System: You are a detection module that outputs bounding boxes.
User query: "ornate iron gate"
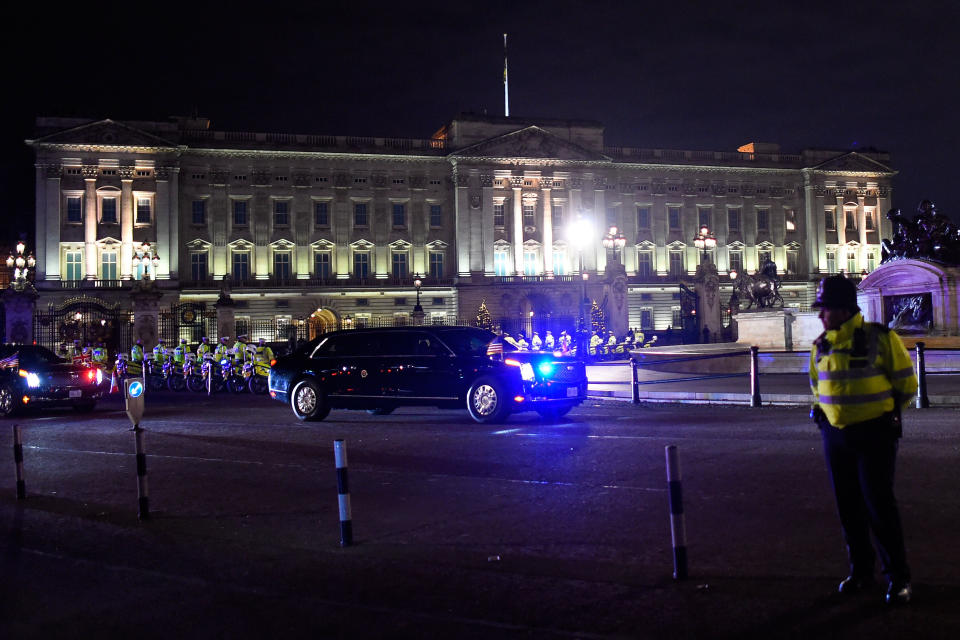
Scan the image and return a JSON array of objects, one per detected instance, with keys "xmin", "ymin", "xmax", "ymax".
[
  {"xmin": 33, "ymin": 296, "xmax": 134, "ymax": 356},
  {"xmin": 159, "ymin": 303, "xmax": 218, "ymax": 346}
]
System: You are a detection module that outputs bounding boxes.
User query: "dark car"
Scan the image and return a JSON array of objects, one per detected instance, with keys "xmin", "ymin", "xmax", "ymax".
[
  {"xmin": 268, "ymin": 326, "xmax": 588, "ymax": 423},
  {"xmin": 0, "ymin": 345, "xmax": 104, "ymax": 417}
]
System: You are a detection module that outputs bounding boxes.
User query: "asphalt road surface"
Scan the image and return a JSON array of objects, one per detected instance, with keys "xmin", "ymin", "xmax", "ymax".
[{"xmin": 2, "ymin": 392, "xmax": 959, "ymax": 639}]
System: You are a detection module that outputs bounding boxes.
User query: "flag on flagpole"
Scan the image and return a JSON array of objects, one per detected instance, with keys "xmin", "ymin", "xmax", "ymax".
[{"xmin": 0, "ymin": 352, "xmax": 19, "ymax": 369}]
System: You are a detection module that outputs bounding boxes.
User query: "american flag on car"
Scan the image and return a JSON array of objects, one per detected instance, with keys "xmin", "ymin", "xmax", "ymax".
[
  {"xmin": 0, "ymin": 353, "xmax": 19, "ymax": 369},
  {"xmin": 486, "ymin": 340, "xmax": 503, "ymax": 356}
]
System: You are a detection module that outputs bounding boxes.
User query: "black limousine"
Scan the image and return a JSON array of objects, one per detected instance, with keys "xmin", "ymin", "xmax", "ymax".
[
  {"xmin": 0, "ymin": 345, "xmax": 103, "ymax": 416},
  {"xmin": 268, "ymin": 326, "xmax": 588, "ymax": 423}
]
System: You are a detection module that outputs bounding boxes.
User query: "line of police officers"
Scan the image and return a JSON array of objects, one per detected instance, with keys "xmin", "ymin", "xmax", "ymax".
[{"xmin": 63, "ymin": 336, "xmax": 274, "ymax": 369}]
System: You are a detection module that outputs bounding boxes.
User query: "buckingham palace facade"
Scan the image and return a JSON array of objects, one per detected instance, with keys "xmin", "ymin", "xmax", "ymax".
[{"xmin": 26, "ymin": 113, "xmax": 895, "ymax": 344}]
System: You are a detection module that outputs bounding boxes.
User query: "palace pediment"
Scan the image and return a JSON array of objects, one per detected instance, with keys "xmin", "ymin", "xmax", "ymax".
[
  {"xmin": 450, "ymin": 126, "xmax": 610, "ymax": 162},
  {"xmin": 811, "ymin": 152, "xmax": 892, "ymax": 173},
  {"xmin": 32, "ymin": 119, "xmax": 177, "ymax": 148}
]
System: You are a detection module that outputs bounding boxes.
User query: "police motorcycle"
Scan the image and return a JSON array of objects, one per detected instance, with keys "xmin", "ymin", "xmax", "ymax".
[
  {"xmin": 221, "ymin": 353, "xmax": 247, "ymax": 394},
  {"xmin": 182, "ymin": 353, "xmax": 207, "ymax": 393},
  {"xmin": 200, "ymin": 352, "xmax": 225, "ymax": 393},
  {"xmin": 165, "ymin": 356, "xmax": 186, "ymax": 392},
  {"xmin": 142, "ymin": 353, "xmax": 167, "ymax": 392},
  {"xmin": 243, "ymin": 344, "xmax": 270, "ymax": 395}
]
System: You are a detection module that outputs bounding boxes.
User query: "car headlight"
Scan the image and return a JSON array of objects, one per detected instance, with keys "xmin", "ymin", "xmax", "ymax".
[
  {"xmin": 96, "ymin": 368, "xmax": 103, "ymax": 385},
  {"xmin": 537, "ymin": 362, "xmax": 554, "ymax": 376},
  {"xmin": 19, "ymin": 370, "xmax": 41, "ymax": 388},
  {"xmin": 519, "ymin": 362, "xmax": 535, "ymax": 381}
]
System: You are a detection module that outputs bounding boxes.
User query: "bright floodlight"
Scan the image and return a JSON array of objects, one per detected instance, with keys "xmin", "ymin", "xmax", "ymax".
[{"xmin": 567, "ymin": 216, "xmax": 593, "ymax": 250}]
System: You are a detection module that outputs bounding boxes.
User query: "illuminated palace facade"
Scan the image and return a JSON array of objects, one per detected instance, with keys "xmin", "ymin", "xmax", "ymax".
[{"xmin": 28, "ymin": 114, "xmax": 895, "ymax": 339}]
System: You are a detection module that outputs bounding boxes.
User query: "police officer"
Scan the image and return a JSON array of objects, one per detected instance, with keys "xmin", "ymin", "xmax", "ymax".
[
  {"xmin": 173, "ymin": 339, "xmax": 188, "ymax": 366},
  {"xmin": 214, "ymin": 336, "xmax": 231, "ymax": 361},
  {"xmin": 232, "ymin": 335, "xmax": 249, "ymax": 362},
  {"xmin": 809, "ymin": 275, "xmax": 918, "ymax": 605},
  {"xmin": 531, "ymin": 332, "xmax": 543, "ymax": 351},
  {"xmin": 91, "ymin": 342, "xmax": 108, "ymax": 366},
  {"xmin": 503, "ymin": 333, "xmax": 520, "ymax": 349},
  {"xmin": 256, "ymin": 338, "xmax": 274, "ymax": 363},
  {"xmin": 516, "ymin": 333, "xmax": 529, "ymax": 351},
  {"xmin": 197, "ymin": 336, "xmax": 212, "ymax": 359},
  {"xmin": 131, "ymin": 339, "xmax": 144, "ymax": 364},
  {"xmin": 589, "ymin": 330, "xmax": 603, "ymax": 356},
  {"xmin": 544, "ymin": 330, "xmax": 555, "ymax": 350},
  {"xmin": 153, "ymin": 339, "xmax": 168, "ymax": 364}
]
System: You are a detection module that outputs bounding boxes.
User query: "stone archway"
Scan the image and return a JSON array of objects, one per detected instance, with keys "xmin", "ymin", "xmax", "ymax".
[{"xmin": 308, "ymin": 308, "xmax": 338, "ymax": 339}]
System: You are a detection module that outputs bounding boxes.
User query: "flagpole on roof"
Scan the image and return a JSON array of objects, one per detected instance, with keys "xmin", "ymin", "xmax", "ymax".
[{"xmin": 503, "ymin": 33, "xmax": 509, "ymax": 117}]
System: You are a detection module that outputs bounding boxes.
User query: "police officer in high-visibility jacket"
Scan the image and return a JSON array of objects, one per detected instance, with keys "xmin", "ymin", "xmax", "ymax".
[
  {"xmin": 152, "ymin": 339, "xmax": 168, "ymax": 364},
  {"xmin": 91, "ymin": 343, "xmax": 108, "ymax": 366},
  {"xmin": 197, "ymin": 336, "xmax": 212, "ymax": 359},
  {"xmin": 809, "ymin": 275, "xmax": 918, "ymax": 606},
  {"xmin": 172, "ymin": 339, "xmax": 188, "ymax": 366},
  {"xmin": 256, "ymin": 338, "xmax": 274, "ymax": 363},
  {"xmin": 214, "ymin": 337, "xmax": 231, "ymax": 361},
  {"xmin": 131, "ymin": 339, "xmax": 145, "ymax": 364}
]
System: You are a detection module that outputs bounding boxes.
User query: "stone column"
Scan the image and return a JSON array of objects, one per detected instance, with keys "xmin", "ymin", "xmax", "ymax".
[
  {"xmin": 802, "ymin": 170, "xmax": 824, "ymax": 275},
  {"xmin": 215, "ymin": 295, "xmax": 236, "ymax": 343},
  {"xmin": 156, "ymin": 178, "xmax": 171, "ymax": 279},
  {"xmin": 542, "ymin": 183, "xmax": 553, "ymax": 276},
  {"xmin": 455, "ymin": 169, "xmax": 472, "ymax": 277},
  {"xmin": 83, "ymin": 168, "xmax": 98, "ymax": 279},
  {"xmin": 836, "ymin": 193, "xmax": 847, "ymax": 247},
  {"xmin": 167, "ymin": 167, "xmax": 180, "ymax": 280},
  {"xmin": 858, "ymin": 195, "xmax": 868, "ymax": 270},
  {"xmin": 589, "ymin": 176, "xmax": 605, "ymax": 274},
  {"xmin": 512, "ymin": 180, "xmax": 523, "ymax": 275},
  {"xmin": 42, "ymin": 164, "xmax": 60, "ymax": 280},
  {"xmin": 481, "ymin": 174, "xmax": 495, "ymax": 276},
  {"xmin": 694, "ymin": 263, "xmax": 722, "ymax": 343},
  {"xmin": 2, "ymin": 287, "xmax": 39, "ymax": 345},
  {"xmin": 295, "ymin": 189, "xmax": 311, "ymax": 279},
  {"xmin": 254, "ymin": 190, "xmax": 270, "ymax": 279},
  {"xmin": 131, "ymin": 285, "xmax": 163, "ymax": 350},
  {"xmin": 120, "ymin": 172, "xmax": 134, "ymax": 279}
]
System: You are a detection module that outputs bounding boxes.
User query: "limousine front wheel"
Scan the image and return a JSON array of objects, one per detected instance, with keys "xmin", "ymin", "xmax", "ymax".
[
  {"xmin": 291, "ymin": 379, "xmax": 331, "ymax": 422},
  {"xmin": 467, "ymin": 376, "xmax": 510, "ymax": 424}
]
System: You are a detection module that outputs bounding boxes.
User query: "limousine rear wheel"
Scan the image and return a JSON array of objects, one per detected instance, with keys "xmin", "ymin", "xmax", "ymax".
[
  {"xmin": 0, "ymin": 385, "xmax": 16, "ymax": 417},
  {"xmin": 467, "ymin": 376, "xmax": 510, "ymax": 424},
  {"xmin": 291, "ymin": 379, "xmax": 331, "ymax": 422}
]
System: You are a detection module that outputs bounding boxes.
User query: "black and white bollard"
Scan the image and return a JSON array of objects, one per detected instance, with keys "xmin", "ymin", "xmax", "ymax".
[
  {"xmin": 915, "ymin": 341, "xmax": 930, "ymax": 409},
  {"xmin": 132, "ymin": 426, "xmax": 150, "ymax": 520},
  {"xmin": 665, "ymin": 445, "xmax": 688, "ymax": 580},
  {"xmin": 749, "ymin": 346, "xmax": 762, "ymax": 408},
  {"xmin": 631, "ymin": 358, "xmax": 641, "ymax": 404},
  {"xmin": 334, "ymin": 439, "xmax": 353, "ymax": 547},
  {"xmin": 13, "ymin": 424, "xmax": 25, "ymax": 500}
]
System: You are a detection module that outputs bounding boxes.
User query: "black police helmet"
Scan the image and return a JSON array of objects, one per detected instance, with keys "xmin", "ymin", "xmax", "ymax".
[{"xmin": 812, "ymin": 275, "xmax": 860, "ymax": 311}]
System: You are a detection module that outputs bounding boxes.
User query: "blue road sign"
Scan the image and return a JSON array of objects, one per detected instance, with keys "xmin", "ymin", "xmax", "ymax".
[{"xmin": 128, "ymin": 380, "xmax": 144, "ymax": 398}]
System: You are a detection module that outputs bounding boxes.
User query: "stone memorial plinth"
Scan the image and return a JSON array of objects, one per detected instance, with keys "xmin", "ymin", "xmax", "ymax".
[
  {"xmin": 858, "ymin": 259, "xmax": 960, "ymax": 336},
  {"xmin": 735, "ymin": 307, "xmax": 822, "ymax": 351}
]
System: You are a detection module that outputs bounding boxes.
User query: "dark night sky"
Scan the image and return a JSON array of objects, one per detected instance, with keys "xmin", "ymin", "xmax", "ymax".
[{"xmin": 4, "ymin": 0, "xmax": 958, "ymax": 246}]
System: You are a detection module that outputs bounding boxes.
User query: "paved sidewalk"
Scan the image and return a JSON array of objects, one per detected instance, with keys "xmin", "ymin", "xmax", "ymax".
[{"xmin": 587, "ymin": 362, "xmax": 960, "ymax": 406}]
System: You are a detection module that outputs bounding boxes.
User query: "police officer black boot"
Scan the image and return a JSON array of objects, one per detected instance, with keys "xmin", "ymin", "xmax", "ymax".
[
  {"xmin": 837, "ymin": 574, "xmax": 877, "ymax": 596},
  {"xmin": 886, "ymin": 581, "xmax": 912, "ymax": 605}
]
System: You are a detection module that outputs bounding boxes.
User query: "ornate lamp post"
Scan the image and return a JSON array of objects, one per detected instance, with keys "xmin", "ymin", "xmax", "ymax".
[
  {"xmin": 567, "ymin": 215, "xmax": 593, "ymax": 359},
  {"xmin": 602, "ymin": 225, "xmax": 627, "ymax": 271},
  {"xmin": 692, "ymin": 225, "xmax": 717, "ymax": 264},
  {"xmin": 132, "ymin": 242, "xmax": 161, "ymax": 280},
  {"xmin": 6, "ymin": 240, "xmax": 36, "ymax": 291},
  {"xmin": 412, "ymin": 276, "xmax": 425, "ymax": 324}
]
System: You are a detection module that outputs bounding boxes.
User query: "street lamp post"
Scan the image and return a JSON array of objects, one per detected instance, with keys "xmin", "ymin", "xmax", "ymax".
[
  {"xmin": 412, "ymin": 276, "xmax": 424, "ymax": 324},
  {"xmin": 132, "ymin": 242, "xmax": 161, "ymax": 280},
  {"xmin": 567, "ymin": 216, "xmax": 593, "ymax": 359},
  {"xmin": 601, "ymin": 225, "xmax": 627, "ymax": 272},
  {"xmin": 6, "ymin": 240, "xmax": 36, "ymax": 291},
  {"xmin": 692, "ymin": 225, "xmax": 717, "ymax": 265}
]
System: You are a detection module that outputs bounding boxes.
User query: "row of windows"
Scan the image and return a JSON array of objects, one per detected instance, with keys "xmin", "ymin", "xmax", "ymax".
[
  {"xmin": 190, "ymin": 200, "xmax": 445, "ymax": 228},
  {"xmin": 824, "ymin": 209, "xmax": 876, "ymax": 232},
  {"xmin": 62, "ymin": 251, "xmax": 155, "ymax": 281},
  {"xmin": 188, "ymin": 251, "xmax": 445, "ymax": 281},
  {"xmin": 65, "ymin": 195, "xmax": 152, "ymax": 224},
  {"xmin": 636, "ymin": 206, "xmax": 782, "ymax": 233}
]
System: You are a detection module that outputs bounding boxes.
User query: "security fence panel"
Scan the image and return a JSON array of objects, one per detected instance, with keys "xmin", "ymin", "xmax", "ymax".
[{"xmin": 160, "ymin": 303, "xmax": 217, "ymax": 348}]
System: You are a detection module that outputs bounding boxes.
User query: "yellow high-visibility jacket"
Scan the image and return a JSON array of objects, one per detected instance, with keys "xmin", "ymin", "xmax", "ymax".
[{"xmin": 809, "ymin": 313, "xmax": 917, "ymax": 428}]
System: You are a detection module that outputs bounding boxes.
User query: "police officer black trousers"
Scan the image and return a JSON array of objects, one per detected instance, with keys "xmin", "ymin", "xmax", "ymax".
[{"xmin": 821, "ymin": 419, "xmax": 910, "ymax": 585}]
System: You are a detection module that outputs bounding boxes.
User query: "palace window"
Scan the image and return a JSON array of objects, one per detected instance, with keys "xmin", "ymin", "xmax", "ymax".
[
  {"xmin": 191, "ymin": 252, "xmax": 208, "ymax": 281},
  {"xmin": 101, "ymin": 251, "xmax": 117, "ymax": 281},
  {"xmin": 637, "ymin": 251, "xmax": 653, "ymax": 277},
  {"xmin": 274, "ymin": 201, "xmax": 290, "ymax": 226},
  {"xmin": 354, "ymin": 203, "xmax": 368, "ymax": 227},
  {"xmin": 826, "ymin": 250, "xmax": 837, "ymax": 273},
  {"xmin": 606, "ymin": 207, "xmax": 617, "ymax": 226},
  {"xmin": 192, "ymin": 200, "xmax": 206, "ymax": 225},
  {"xmin": 430, "ymin": 205, "xmax": 442, "ymax": 227},
  {"xmin": 494, "ymin": 250, "xmax": 510, "ymax": 276},
  {"xmin": 637, "ymin": 207, "xmax": 650, "ymax": 230},
  {"xmin": 845, "ymin": 210, "xmax": 856, "ymax": 231},
  {"xmin": 494, "ymin": 203, "xmax": 505, "ymax": 227},
  {"xmin": 786, "ymin": 249, "xmax": 799, "ymax": 275},
  {"xmin": 865, "ymin": 210, "xmax": 875, "ymax": 230},
  {"xmin": 846, "ymin": 249, "xmax": 857, "ymax": 274},
  {"xmin": 102, "ymin": 197, "xmax": 118, "ymax": 223},
  {"xmin": 641, "ymin": 308, "xmax": 653, "ymax": 330},
  {"xmin": 671, "ymin": 306, "xmax": 683, "ymax": 328},
  {"xmin": 233, "ymin": 200, "xmax": 248, "ymax": 226},
  {"xmin": 392, "ymin": 252, "xmax": 408, "ymax": 278},
  {"xmin": 553, "ymin": 250, "xmax": 567, "ymax": 275},
  {"xmin": 274, "ymin": 252, "xmax": 291, "ymax": 280},
  {"xmin": 232, "ymin": 252, "xmax": 250, "ymax": 280},
  {"xmin": 698, "ymin": 208, "xmax": 711, "ymax": 229},
  {"xmin": 429, "ymin": 252, "xmax": 444, "ymax": 279},
  {"xmin": 668, "ymin": 207, "xmax": 681, "ymax": 231},
  {"xmin": 756, "ymin": 208, "xmax": 769, "ymax": 231},
  {"xmin": 728, "ymin": 208, "xmax": 741, "ymax": 232},
  {"xmin": 392, "ymin": 203, "xmax": 406, "ymax": 227},
  {"xmin": 135, "ymin": 197, "xmax": 151, "ymax": 224},
  {"xmin": 315, "ymin": 202, "xmax": 329, "ymax": 227},
  {"xmin": 552, "ymin": 204, "xmax": 564, "ymax": 228},
  {"xmin": 353, "ymin": 252, "xmax": 370, "ymax": 279},
  {"xmin": 729, "ymin": 250, "xmax": 743, "ymax": 274},
  {"xmin": 867, "ymin": 250, "xmax": 877, "ymax": 272},
  {"xmin": 825, "ymin": 209, "xmax": 836, "ymax": 230},
  {"xmin": 523, "ymin": 250, "xmax": 538, "ymax": 276},
  {"xmin": 669, "ymin": 251, "xmax": 684, "ymax": 278},
  {"xmin": 66, "ymin": 251, "xmax": 83, "ymax": 280},
  {"xmin": 523, "ymin": 203, "xmax": 535, "ymax": 226},
  {"xmin": 67, "ymin": 196, "xmax": 83, "ymax": 223},
  {"xmin": 314, "ymin": 252, "xmax": 331, "ymax": 280},
  {"xmin": 758, "ymin": 249, "xmax": 772, "ymax": 267}
]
